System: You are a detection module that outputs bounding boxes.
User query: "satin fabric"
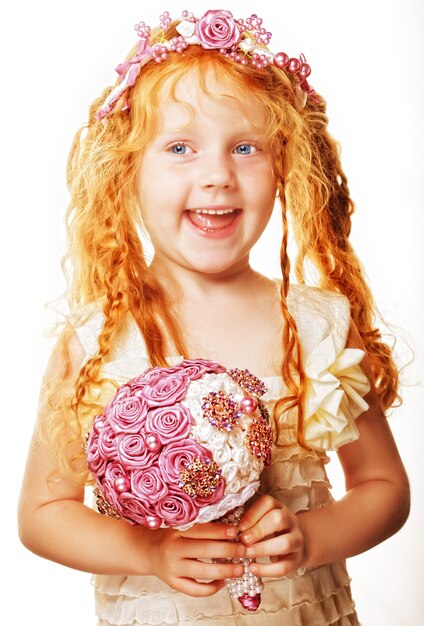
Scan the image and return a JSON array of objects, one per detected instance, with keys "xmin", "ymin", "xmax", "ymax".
[{"xmin": 70, "ymin": 282, "xmax": 368, "ymax": 625}]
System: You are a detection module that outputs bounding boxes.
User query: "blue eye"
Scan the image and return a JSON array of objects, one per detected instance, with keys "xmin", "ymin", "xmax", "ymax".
[
  {"xmin": 235, "ymin": 144, "xmax": 257, "ymax": 155},
  {"xmin": 170, "ymin": 142, "xmax": 187, "ymax": 155}
]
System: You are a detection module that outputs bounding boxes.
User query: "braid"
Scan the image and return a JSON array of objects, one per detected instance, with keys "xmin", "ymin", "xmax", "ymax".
[
  {"xmin": 273, "ymin": 190, "xmax": 308, "ymax": 447},
  {"xmin": 71, "ymin": 214, "xmax": 128, "ymax": 433},
  {"xmin": 293, "ymin": 117, "xmax": 401, "ymax": 411}
]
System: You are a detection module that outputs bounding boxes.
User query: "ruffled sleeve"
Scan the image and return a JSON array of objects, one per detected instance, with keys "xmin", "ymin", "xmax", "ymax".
[
  {"xmin": 288, "ymin": 283, "xmax": 371, "ymax": 451},
  {"xmin": 303, "ymin": 333, "xmax": 371, "ymax": 450}
]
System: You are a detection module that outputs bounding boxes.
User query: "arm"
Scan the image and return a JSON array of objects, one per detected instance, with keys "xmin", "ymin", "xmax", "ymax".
[
  {"xmin": 299, "ymin": 318, "xmax": 410, "ymax": 566},
  {"xmin": 18, "ymin": 329, "xmax": 245, "ymax": 596},
  {"xmin": 238, "ymin": 319, "xmax": 410, "ymax": 576}
]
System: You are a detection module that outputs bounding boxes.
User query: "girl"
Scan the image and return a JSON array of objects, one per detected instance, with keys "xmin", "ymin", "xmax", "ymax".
[{"xmin": 18, "ymin": 8, "xmax": 410, "ymax": 626}]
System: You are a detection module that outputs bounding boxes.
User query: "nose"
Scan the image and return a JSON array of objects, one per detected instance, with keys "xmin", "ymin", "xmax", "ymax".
[{"xmin": 199, "ymin": 151, "xmax": 236, "ymax": 191}]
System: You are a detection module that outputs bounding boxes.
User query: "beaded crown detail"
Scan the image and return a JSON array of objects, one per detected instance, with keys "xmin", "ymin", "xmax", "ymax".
[{"xmin": 96, "ymin": 9, "xmax": 320, "ymax": 120}]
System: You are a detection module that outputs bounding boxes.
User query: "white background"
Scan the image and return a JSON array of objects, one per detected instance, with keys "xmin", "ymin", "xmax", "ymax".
[{"xmin": 3, "ymin": 1, "xmax": 423, "ymax": 624}]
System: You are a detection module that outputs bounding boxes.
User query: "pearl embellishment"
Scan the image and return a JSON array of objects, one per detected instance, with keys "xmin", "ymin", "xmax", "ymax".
[
  {"xmin": 146, "ymin": 515, "xmax": 162, "ymax": 529},
  {"xmin": 146, "ymin": 433, "xmax": 161, "ymax": 452},
  {"xmin": 240, "ymin": 396, "xmax": 258, "ymax": 415},
  {"xmin": 93, "ymin": 418, "xmax": 105, "ymax": 434},
  {"xmin": 114, "ymin": 476, "xmax": 130, "ymax": 493}
]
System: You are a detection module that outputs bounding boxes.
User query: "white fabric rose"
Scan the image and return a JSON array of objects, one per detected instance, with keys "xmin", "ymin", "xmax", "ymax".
[
  {"xmin": 212, "ymin": 444, "xmax": 232, "ymax": 465},
  {"xmin": 238, "ymin": 37, "xmax": 256, "ymax": 53},
  {"xmin": 232, "ymin": 446, "xmax": 252, "ymax": 474},
  {"xmin": 221, "ymin": 461, "xmax": 238, "ymax": 483},
  {"xmin": 228, "ymin": 425, "xmax": 245, "ymax": 448},
  {"xmin": 176, "ymin": 20, "xmax": 196, "ymax": 38},
  {"xmin": 303, "ymin": 334, "xmax": 371, "ymax": 450}
]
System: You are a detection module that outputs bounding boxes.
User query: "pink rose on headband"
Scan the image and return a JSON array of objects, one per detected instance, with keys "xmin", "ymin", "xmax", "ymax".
[{"xmin": 196, "ymin": 10, "xmax": 241, "ymax": 50}]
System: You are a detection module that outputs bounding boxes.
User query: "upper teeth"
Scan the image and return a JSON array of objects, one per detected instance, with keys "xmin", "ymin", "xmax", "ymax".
[{"xmin": 194, "ymin": 208, "xmax": 236, "ymax": 215}]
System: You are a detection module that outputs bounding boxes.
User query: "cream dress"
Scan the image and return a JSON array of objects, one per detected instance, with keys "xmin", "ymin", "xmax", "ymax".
[{"xmin": 72, "ymin": 281, "xmax": 371, "ymax": 626}]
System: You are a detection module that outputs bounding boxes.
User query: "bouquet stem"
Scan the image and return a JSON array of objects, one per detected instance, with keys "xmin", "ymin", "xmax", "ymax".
[{"xmin": 215, "ymin": 506, "xmax": 263, "ymax": 611}]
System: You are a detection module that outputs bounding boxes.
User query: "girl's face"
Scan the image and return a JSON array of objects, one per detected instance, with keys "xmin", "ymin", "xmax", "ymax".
[{"xmin": 137, "ymin": 68, "xmax": 277, "ymax": 279}]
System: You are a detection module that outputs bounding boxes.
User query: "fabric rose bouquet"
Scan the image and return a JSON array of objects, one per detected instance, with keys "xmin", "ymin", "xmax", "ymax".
[{"xmin": 85, "ymin": 358, "xmax": 272, "ymax": 611}]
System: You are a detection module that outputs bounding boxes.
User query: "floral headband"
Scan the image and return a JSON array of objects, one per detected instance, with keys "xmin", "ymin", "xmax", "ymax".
[{"xmin": 96, "ymin": 9, "xmax": 321, "ymax": 121}]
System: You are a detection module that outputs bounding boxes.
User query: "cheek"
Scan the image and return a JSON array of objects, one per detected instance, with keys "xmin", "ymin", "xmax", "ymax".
[{"xmin": 247, "ymin": 161, "xmax": 276, "ymax": 196}]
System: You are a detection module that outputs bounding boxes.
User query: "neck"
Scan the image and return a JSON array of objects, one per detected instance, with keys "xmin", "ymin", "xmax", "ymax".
[{"xmin": 148, "ymin": 257, "xmax": 264, "ymax": 303}]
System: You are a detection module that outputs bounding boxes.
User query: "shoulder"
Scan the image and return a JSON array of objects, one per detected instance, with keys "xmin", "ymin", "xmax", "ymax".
[
  {"xmin": 285, "ymin": 282, "xmax": 351, "ymax": 354},
  {"xmin": 66, "ymin": 298, "xmax": 152, "ymax": 380},
  {"xmin": 277, "ymin": 282, "xmax": 372, "ymax": 451},
  {"xmin": 65, "ymin": 298, "xmax": 106, "ymax": 360}
]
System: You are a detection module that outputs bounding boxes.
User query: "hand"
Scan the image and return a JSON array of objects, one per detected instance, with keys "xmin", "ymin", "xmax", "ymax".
[
  {"xmin": 238, "ymin": 495, "xmax": 306, "ymax": 578},
  {"xmin": 147, "ymin": 521, "xmax": 247, "ymax": 597}
]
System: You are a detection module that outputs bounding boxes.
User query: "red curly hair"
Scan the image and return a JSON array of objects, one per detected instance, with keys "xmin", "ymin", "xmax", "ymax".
[{"xmin": 36, "ymin": 21, "xmax": 400, "ymax": 484}]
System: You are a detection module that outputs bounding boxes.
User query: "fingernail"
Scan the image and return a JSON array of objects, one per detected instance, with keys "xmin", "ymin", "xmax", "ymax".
[
  {"xmin": 246, "ymin": 547, "xmax": 255, "ymax": 557},
  {"xmin": 227, "ymin": 527, "xmax": 238, "ymax": 538},
  {"xmin": 243, "ymin": 533, "xmax": 253, "ymax": 544},
  {"xmin": 249, "ymin": 563, "xmax": 257, "ymax": 574}
]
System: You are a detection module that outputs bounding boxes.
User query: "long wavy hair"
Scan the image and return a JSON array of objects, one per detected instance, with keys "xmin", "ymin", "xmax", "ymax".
[{"xmin": 36, "ymin": 21, "xmax": 401, "ymax": 484}]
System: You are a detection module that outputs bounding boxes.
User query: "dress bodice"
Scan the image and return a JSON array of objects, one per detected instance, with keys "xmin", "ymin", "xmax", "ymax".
[{"xmin": 69, "ymin": 281, "xmax": 369, "ymax": 625}]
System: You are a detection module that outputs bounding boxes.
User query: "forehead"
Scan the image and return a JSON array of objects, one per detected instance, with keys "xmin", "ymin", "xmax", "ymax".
[{"xmin": 155, "ymin": 67, "xmax": 265, "ymax": 133}]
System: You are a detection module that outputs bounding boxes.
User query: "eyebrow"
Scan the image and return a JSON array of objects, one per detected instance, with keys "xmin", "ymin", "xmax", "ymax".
[{"xmin": 157, "ymin": 126, "xmax": 266, "ymax": 137}]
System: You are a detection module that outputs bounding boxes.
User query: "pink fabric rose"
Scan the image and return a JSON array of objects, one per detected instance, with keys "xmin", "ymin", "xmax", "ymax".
[
  {"xmin": 102, "ymin": 384, "xmax": 132, "ymax": 414},
  {"xmin": 142, "ymin": 372, "xmax": 191, "ymax": 407},
  {"xmin": 155, "ymin": 485, "xmax": 199, "ymax": 527},
  {"xmin": 113, "ymin": 384, "xmax": 132, "ymax": 401},
  {"xmin": 179, "ymin": 358, "xmax": 226, "ymax": 380},
  {"xmin": 117, "ymin": 432, "xmax": 158, "ymax": 468},
  {"xmin": 195, "ymin": 10, "xmax": 241, "ymax": 50},
  {"xmin": 108, "ymin": 396, "xmax": 149, "ymax": 433},
  {"xmin": 97, "ymin": 422, "xmax": 117, "ymax": 460},
  {"xmin": 118, "ymin": 492, "xmax": 156, "ymax": 526},
  {"xmin": 131, "ymin": 465, "xmax": 169, "ymax": 504},
  {"xmin": 86, "ymin": 432, "xmax": 107, "ymax": 478},
  {"xmin": 145, "ymin": 403, "xmax": 192, "ymax": 444},
  {"xmin": 102, "ymin": 461, "xmax": 128, "ymax": 509},
  {"xmin": 158, "ymin": 439, "xmax": 214, "ymax": 483},
  {"xmin": 127, "ymin": 367, "xmax": 170, "ymax": 390}
]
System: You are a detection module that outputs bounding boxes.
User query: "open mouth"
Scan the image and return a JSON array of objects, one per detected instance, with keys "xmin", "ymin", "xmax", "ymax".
[{"xmin": 186, "ymin": 208, "xmax": 242, "ymax": 233}]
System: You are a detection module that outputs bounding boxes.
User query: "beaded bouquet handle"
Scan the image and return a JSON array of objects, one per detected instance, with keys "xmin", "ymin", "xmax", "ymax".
[{"xmin": 214, "ymin": 506, "xmax": 263, "ymax": 611}]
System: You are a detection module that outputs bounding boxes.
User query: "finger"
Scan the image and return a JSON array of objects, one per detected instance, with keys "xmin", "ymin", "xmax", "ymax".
[
  {"xmin": 238, "ymin": 495, "xmax": 279, "ymax": 533},
  {"xmin": 181, "ymin": 538, "xmax": 246, "ymax": 560},
  {"xmin": 184, "ymin": 558, "xmax": 244, "ymax": 582},
  {"xmin": 244, "ymin": 532, "xmax": 298, "ymax": 559},
  {"xmin": 248, "ymin": 556, "xmax": 299, "ymax": 579},
  {"xmin": 176, "ymin": 576, "xmax": 226, "ymax": 597},
  {"xmin": 240, "ymin": 508, "xmax": 292, "ymax": 545},
  {"xmin": 181, "ymin": 522, "xmax": 238, "ymax": 540}
]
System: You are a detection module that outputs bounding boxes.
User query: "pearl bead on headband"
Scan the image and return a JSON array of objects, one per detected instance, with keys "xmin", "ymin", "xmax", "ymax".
[{"xmin": 96, "ymin": 9, "xmax": 321, "ymax": 121}]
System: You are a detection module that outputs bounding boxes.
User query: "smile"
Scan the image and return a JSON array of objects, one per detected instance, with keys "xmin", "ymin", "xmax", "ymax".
[{"xmin": 184, "ymin": 209, "xmax": 242, "ymax": 238}]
